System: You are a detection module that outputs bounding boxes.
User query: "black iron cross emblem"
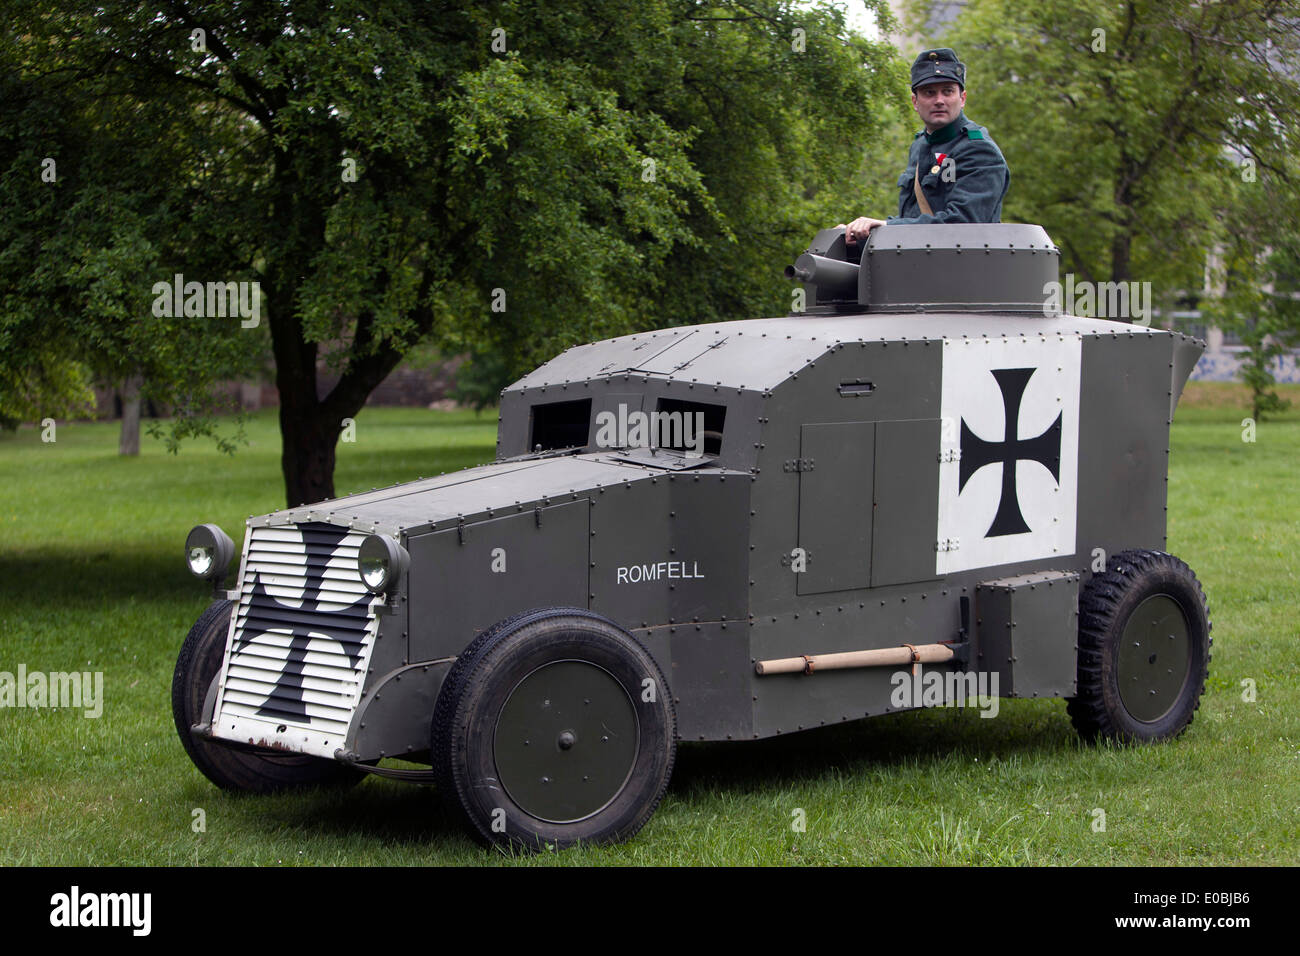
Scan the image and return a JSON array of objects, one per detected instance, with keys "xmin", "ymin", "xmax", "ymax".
[
  {"xmin": 233, "ymin": 526, "xmax": 371, "ymax": 722},
  {"xmin": 958, "ymin": 367, "xmax": 1062, "ymax": 538}
]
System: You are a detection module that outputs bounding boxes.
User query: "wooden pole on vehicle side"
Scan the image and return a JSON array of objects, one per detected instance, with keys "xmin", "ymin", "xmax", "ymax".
[{"xmin": 754, "ymin": 642, "xmax": 957, "ymax": 676}]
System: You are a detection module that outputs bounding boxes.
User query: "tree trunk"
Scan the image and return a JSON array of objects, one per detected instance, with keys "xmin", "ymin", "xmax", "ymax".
[
  {"xmin": 268, "ymin": 278, "xmax": 338, "ymax": 506},
  {"xmin": 1111, "ymin": 166, "xmax": 1135, "ymax": 283},
  {"xmin": 263, "ymin": 178, "xmax": 434, "ymax": 506},
  {"xmin": 279, "ymin": 400, "xmax": 340, "ymax": 507},
  {"xmin": 1110, "ymin": 231, "xmax": 1132, "ymax": 284},
  {"xmin": 118, "ymin": 373, "xmax": 143, "ymax": 456}
]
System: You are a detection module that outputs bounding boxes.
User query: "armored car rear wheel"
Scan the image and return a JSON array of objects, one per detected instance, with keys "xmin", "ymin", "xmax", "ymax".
[
  {"xmin": 172, "ymin": 600, "xmax": 363, "ymax": 793},
  {"xmin": 432, "ymin": 608, "xmax": 676, "ymax": 851},
  {"xmin": 1067, "ymin": 550, "xmax": 1211, "ymax": 744}
]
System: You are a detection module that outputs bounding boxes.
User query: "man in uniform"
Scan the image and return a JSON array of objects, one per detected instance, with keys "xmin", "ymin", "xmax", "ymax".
[{"xmin": 841, "ymin": 48, "xmax": 1009, "ymax": 249}]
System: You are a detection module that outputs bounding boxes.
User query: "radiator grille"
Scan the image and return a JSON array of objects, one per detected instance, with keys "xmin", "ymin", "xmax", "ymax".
[{"xmin": 214, "ymin": 523, "xmax": 380, "ymax": 747}]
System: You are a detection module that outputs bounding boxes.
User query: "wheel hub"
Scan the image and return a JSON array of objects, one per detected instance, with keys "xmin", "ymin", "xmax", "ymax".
[
  {"xmin": 494, "ymin": 660, "xmax": 639, "ymax": 823},
  {"xmin": 1117, "ymin": 594, "xmax": 1192, "ymax": 723}
]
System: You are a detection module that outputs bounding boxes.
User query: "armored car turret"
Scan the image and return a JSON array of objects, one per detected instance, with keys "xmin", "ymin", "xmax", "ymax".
[{"xmin": 172, "ymin": 223, "xmax": 1211, "ymax": 851}]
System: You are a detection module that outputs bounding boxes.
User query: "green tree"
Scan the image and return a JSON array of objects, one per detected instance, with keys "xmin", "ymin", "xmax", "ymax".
[
  {"xmin": 6, "ymin": 0, "xmax": 901, "ymax": 505},
  {"xmin": 0, "ymin": 16, "xmax": 264, "ymax": 450},
  {"xmin": 1203, "ymin": 174, "xmax": 1300, "ymax": 421},
  {"xmin": 0, "ymin": 353, "xmax": 95, "ymax": 432},
  {"xmin": 931, "ymin": 0, "xmax": 1300, "ymax": 296}
]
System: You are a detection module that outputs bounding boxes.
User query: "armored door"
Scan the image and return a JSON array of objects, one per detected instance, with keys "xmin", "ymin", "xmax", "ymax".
[{"xmin": 795, "ymin": 421, "xmax": 874, "ymax": 594}]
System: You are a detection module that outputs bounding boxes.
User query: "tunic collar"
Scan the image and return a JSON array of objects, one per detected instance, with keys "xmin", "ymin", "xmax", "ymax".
[{"xmin": 924, "ymin": 112, "xmax": 966, "ymax": 146}]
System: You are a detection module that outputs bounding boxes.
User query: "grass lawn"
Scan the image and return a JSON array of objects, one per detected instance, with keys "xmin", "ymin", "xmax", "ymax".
[{"xmin": 0, "ymin": 387, "xmax": 1296, "ymax": 866}]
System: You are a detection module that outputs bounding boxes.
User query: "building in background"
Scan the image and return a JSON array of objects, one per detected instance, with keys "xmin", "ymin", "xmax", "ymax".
[{"xmin": 887, "ymin": 0, "xmax": 966, "ymax": 51}]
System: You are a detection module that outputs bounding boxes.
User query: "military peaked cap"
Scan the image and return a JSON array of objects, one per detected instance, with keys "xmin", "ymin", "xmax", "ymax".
[{"xmin": 910, "ymin": 48, "xmax": 966, "ymax": 90}]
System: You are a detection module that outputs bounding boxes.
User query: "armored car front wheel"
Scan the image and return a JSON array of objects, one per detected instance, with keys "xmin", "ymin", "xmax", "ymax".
[
  {"xmin": 1067, "ymin": 550, "xmax": 1211, "ymax": 744},
  {"xmin": 172, "ymin": 600, "xmax": 364, "ymax": 793},
  {"xmin": 432, "ymin": 608, "xmax": 676, "ymax": 851}
]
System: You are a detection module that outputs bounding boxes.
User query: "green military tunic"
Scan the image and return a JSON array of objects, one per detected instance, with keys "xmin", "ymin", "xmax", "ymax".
[{"xmin": 887, "ymin": 112, "xmax": 1010, "ymax": 225}]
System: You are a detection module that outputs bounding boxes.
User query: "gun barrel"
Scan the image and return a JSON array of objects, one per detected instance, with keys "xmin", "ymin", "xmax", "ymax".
[{"xmin": 785, "ymin": 252, "xmax": 859, "ymax": 301}]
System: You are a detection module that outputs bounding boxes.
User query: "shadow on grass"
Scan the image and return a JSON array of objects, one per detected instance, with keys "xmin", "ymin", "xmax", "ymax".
[
  {"xmin": 670, "ymin": 705, "xmax": 1083, "ymax": 796},
  {"xmin": 253, "ymin": 779, "xmax": 476, "ymax": 851},
  {"xmin": 196, "ymin": 705, "xmax": 1085, "ymax": 851},
  {"xmin": 0, "ymin": 550, "xmax": 199, "ymax": 609},
  {"xmin": 174, "ymin": 770, "xmax": 465, "ymax": 851}
]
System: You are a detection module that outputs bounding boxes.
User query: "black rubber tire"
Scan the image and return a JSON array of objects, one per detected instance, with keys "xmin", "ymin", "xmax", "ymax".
[
  {"xmin": 172, "ymin": 600, "xmax": 364, "ymax": 793},
  {"xmin": 431, "ymin": 607, "xmax": 676, "ymax": 851},
  {"xmin": 1067, "ymin": 550, "xmax": 1211, "ymax": 744}
]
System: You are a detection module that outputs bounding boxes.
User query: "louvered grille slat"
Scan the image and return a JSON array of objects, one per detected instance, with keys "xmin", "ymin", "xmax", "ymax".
[
  {"xmin": 213, "ymin": 522, "xmax": 380, "ymax": 754},
  {"xmin": 247, "ymin": 539, "xmax": 362, "ymax": 556},
  {"xmin": 237, "ymin": 559, "xmax": 367, "ymax": 583},
  {"xmin": 222, "ymin": 679, "xmax": 361, "ymax": 710},
  {"xmin": 223, "ymin": 628, "xmax": 367, "ymax": 657},
  {"xmin": 239, "ymin": 602, "xmax": 371, "ymax": 627},
  {"xmin": 225, "ymin": 667, "xmax": 361, "ymax": 697},
  {"xmin": 253, "ymin": 526, "xmax": 366, "ymax": 547},
  {"xmin": 226, "ymin": 649, "xmax": 362, "ymax": 680},
  {"xmin": 241, "ymin": 565, "xmax": 367, "ymax": 587},
  {"xmin": 221, "ymin": 700, "xmax": 351, "ymax": 737}
]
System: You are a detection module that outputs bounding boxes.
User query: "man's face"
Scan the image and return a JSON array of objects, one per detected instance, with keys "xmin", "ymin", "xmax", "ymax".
[{"xmin": 911, "ymin": 81, "xmax": 966, "ymax": 132}]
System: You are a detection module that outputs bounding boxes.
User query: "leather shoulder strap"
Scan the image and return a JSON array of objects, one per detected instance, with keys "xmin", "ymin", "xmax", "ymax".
[{"xmin": 913, "ymin": 164, "xmax": 934, "ymax": 216}]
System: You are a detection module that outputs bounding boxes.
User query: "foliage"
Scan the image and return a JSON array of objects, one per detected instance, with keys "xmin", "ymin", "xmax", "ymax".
[
  {"xmin": 449, "ymin": 347, "xmax": 514, "ymax": 414},
  {"xmin": 931, "ymin": 0, "xmax": 1300, "ymax": 295},
  {"xmin": 0, "ymin": 15, "xmax": 265, "ymax": 445},
  {"xmin": 1202, "ymin": 181, "xmax": 1300, "ymax": 421},
  {"xmin": 0, "ymin": 352, "xmax": 95, "ymax": 431},
  {"xmin": 3, "ymin": 0, "xmax": 904, "ymax": 502}
]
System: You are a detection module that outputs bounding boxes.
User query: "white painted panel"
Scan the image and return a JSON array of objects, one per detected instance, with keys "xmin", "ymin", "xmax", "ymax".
[{"xmin": 936, "ymin": 334, "xmax": 1081, "ymax": 574}]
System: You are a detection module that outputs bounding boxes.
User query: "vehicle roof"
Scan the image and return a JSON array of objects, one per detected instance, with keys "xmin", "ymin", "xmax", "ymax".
[
  {"xmin": 250, "ymin": 452, "xmax": 745, "ymax": 537},
  {"xmin": 505, "ymin": 313, "xmax": 1177, "ymax": 394}
]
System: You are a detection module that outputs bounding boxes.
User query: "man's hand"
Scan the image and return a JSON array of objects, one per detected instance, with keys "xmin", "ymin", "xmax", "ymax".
[{"xmin": 837, "ymin": 217, "xmax": 887, "ymax": 244}]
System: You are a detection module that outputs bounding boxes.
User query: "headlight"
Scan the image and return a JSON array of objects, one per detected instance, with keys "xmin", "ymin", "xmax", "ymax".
[
  {"xmin": 185, "ymin": 524, "xmax": 235, "ymax": 581},
  {"xmin": 358, "ymin": 534, "xmax": 409, "ymax": 594}
]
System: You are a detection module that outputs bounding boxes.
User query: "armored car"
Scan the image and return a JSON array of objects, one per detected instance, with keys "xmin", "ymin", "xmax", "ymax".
[{"xmin": 173, "ymin": 222, "xmax": 1211, "ymax": 850}]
